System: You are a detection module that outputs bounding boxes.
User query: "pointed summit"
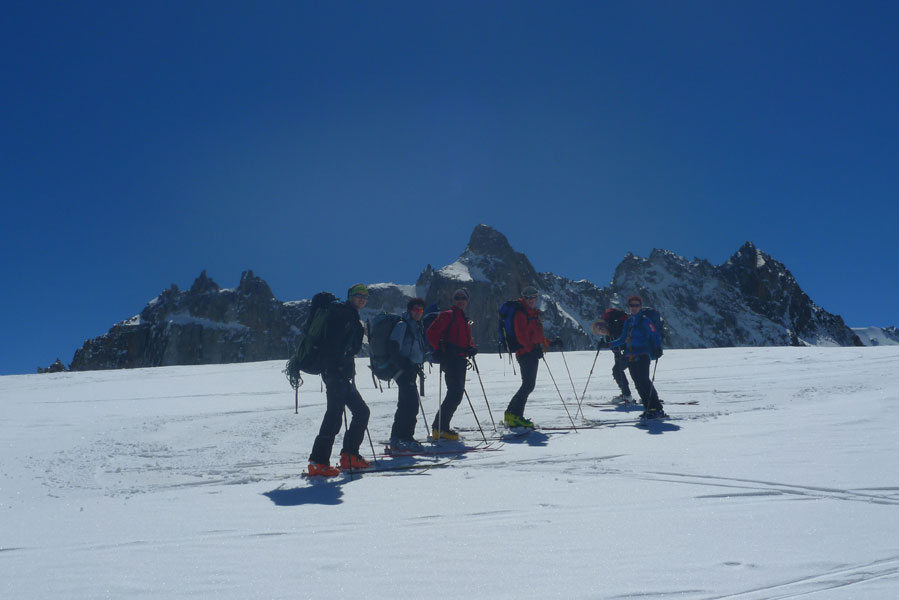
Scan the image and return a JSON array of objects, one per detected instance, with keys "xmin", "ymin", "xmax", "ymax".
[
  {"xmin": 237, "ymin": 270, "xmax": 275, "ymax": 300},
  {"xmin": 465, "ymin": 224, "xmax": 516, "ymax": 257},
  {"xmin": 190, "ymin": 270, "xmax": 220, "ymax": 294},
  {"xmin": 727, "ymin": 241, "xmax": 773, "ymax": 270}
]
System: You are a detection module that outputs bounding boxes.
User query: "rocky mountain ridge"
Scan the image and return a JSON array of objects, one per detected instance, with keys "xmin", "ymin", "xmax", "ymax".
[{"xmin": 65, "ymin": 225, "xmax": 864, "ymax": 372}]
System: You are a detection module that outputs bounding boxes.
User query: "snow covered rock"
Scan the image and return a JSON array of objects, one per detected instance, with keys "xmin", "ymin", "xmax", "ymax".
[
  {"xmin": 852, "ymin": 326, "xmax": 899, "ymax": 346},
  {"xmin": 70, "ymin": 270, "xmax": 306, "ymax": 371},
  {"xmin": 68, "ymin": 226, "xmax": 864, "ymax": 372}
]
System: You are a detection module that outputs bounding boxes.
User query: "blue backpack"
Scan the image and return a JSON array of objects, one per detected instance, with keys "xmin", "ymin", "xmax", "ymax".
[
  {"xmin": 498, "ymin": 300, "xmax": 529, "ymax": 354},
  {"xmin": 638, "ymin": 307, "xmax": 664, "ymax": 360}
]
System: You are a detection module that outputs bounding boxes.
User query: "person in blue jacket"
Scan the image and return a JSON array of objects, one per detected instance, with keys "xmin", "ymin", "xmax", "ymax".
[
  {"xmin": 387, "ymin": 297, "xmax": 428, "ymax": 452},
  {"xmin": 609, "ymin": 295, "xmax": 668, "ymax": 420}
]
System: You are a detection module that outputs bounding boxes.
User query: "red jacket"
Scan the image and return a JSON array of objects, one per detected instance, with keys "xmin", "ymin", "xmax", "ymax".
[
  {"xmin": 426, "ymin": 305, "xmax": 473, "ymax": 357},
  {"xmin": 514, "ymin": 301, "xmax": 549, "ymax": 356}
]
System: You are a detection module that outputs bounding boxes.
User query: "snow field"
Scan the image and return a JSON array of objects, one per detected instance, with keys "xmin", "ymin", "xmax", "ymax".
[{"xmin": 2, "ymin": 347, "xmax": 899, "ymax": 599}]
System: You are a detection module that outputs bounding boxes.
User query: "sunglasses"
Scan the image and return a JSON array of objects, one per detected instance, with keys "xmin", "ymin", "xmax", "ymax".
[
  {"xmin": 628, "ymin": 303, "xmax": 641, "ymax": 308},
  {"xmin": 411, "ymin": 306, "xmax": 425, "ymax": 313},
  {"xmin": 454, "ymin": 296, "xmax": 468, "ymax": 301}
]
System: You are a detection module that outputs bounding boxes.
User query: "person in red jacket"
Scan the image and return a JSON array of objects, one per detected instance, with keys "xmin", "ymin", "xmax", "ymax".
[
  {"xmin": 504, "ymin": 286, "xmax": 560, "ymax": 428},
  {"xmin": 426, "ymin": 288, "xmax": 477, "ymax": 440}
]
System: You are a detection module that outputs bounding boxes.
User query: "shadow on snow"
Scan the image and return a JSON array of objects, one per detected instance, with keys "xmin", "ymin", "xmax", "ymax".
[{"xmin": 263, "ymin": 479, "xmax": 349, "ymax": 507}]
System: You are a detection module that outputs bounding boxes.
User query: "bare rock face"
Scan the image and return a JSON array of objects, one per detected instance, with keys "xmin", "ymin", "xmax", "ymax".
[
  {"xmin": 38, "ymin": 358, "xmax": 67, "ymax": 374},
  {"xmin": 70, "ymin": 270, "xmax": 307, "ymax": 371},
  {"xmin": 411, "ymin": 225, "xmax": 547, "ymax": 351},
  {"xmin": 367, "ymin": 227, "xmax": 862, "ymax": 352},
  {"xmin": 68, "ymin": 226, "xmax": 863, "ymax": 372}
]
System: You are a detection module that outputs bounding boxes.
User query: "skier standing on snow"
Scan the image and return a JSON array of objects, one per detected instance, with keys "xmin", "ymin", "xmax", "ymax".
[
  {"xmin": 426, "ymin": 288, "xmax": 477, "ymax": 440},
  {"xmin": 595, "ymin": 307, "xmax": 633, "ymax": 402},
  {"xmin": 387, "ymin": 297, "xmax": 428, "ymax": 452},
  {"xmin": 307, "ymin": 283, "xmax": 372, "ymax": 476},
  {"xmin": 608, "ymin": 295, "xmax": 668, "ymax": 420},
  {"xmin": 503, "ymin": 286, "xmax": 561, "ymax": 429}
]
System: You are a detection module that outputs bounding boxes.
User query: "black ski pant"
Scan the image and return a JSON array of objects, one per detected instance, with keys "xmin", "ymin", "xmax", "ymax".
[
  {"xmin": 309, "ymin": 375, "xmax": 370, "ymax": 464},
  {"xmin": 506, "ymin": 351, "xmax": 540, "ymax": 417},
  {"xmin": 390, "ymin": 370, "xmax": 421, "ymax": 441},
  {"xmin": 627, "ymin": 354, "xmax": 662, "ymax": 411},
  {"xmin": 611, "ymin": 349, "xmax": 632, "ymax": 397},
  {"xmin": 432, "ymin": 355, "xmax": 467, "ymax": 431}
]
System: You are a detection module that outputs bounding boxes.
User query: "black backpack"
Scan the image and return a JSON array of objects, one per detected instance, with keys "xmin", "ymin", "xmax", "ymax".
[
  {"xmin": 284, "ymin": 291, "xmax": 338, "ymax": 389},
  {"xmin": 366, "ymin": 313, "xmax": 404, "ymax": 381},
  {"xmin": 602, "ymin": 307, "xmax": 628, "ymax": 340}
]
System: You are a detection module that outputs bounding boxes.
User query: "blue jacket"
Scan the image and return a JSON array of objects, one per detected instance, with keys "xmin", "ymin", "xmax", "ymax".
[
  {"xmin": 610, "ymin": 311, "xmax": 662, "ymax": 360},
  {"xmin": 390, "ymin": 312, "xmax": 427, "ymax": 366}
]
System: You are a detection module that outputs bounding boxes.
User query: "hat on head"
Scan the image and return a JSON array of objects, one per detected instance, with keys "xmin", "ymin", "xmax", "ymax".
[
  {"xmin": 521, "ymin": 286, "xmax": 539, "ymax": 299},
  {"xmin": 452, "ymin": 288, "xmax": 470, "ymax": 300},
  {"xmin": 347, "ymin": 283, "xmax": 369, "ymax": 298}
]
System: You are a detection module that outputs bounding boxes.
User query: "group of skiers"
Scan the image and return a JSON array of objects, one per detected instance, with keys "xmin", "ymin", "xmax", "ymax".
[{"xmin": 301, "ymin": 283, "xmax": 666, "ymax": 478}]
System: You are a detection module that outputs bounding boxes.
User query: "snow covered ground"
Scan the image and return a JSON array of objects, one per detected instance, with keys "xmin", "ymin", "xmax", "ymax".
[{"xmin": 3, "ymin": 346, "xmax": 899, "ymax": 599}]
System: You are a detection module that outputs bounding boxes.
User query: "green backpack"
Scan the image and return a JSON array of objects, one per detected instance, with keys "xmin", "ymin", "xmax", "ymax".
[{"xmin": 285, "ymin": 291, "xmax": 337, "ymax": 390}]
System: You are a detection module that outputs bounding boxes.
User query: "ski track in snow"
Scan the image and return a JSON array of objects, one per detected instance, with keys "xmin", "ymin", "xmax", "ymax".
[{"xmin": 2, "ymin": 347, "xmax": 899, "ymax": 599}]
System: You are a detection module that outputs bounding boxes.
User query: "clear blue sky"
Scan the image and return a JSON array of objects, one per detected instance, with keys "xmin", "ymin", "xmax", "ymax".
[{"xmin": 2, "ymin": 1, "xmax": 897, "ymax": 375}]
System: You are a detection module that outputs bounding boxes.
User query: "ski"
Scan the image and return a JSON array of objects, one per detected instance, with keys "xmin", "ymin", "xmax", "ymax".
[
  {"xmin": 585, "ymin": 400, "xmax": 697, "ymax": 407},
  {"xmin": 343, "ymin": 459, "xmax": 454, "ymax": 475},
  {"xmin": 379, "ymin": 444, "xmax": 502, "ymax": 458},
  {"xmin": 300, "ymin": 459, "xmax": 453, "ymax": 480}
]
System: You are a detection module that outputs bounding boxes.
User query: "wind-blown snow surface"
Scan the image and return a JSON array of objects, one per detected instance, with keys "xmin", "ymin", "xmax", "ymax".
[{"xmin": 3, "ymin": 347, "xmax": 899, "ymax": 599}]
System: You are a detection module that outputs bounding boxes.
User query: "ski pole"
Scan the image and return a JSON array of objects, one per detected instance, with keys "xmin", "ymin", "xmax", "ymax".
[
  {"xmin": 542, "ymin": 357, "xmax": 578, "ymax": 431},
  {"xmin": 463, "ymin": 389, "xmax": 489, "ymax": 443},
  {"xmin": 436, "ymin": 363, "xmax": 443, "ymax": 438},
  {"xmin": 577, "ymin": 346, "xmax": 602, "ymax": 419},
  {"xmin": 558, "ymin": 349, "xmax": 580, "ymax": 412},
  {"xmin": 504, "ymin": 339, "xmax": 517, "ymax": 376},
  {"xmin": 417, "ymin": 393, "xmax": 430, "ymax": 439},
  {"xmin": 648, "ymin": 358, "xmax": 663, "ymax": 412},
  {"xmin": 417, "ymin": 368, "xmax": 430, "ymax": 438},
  {"xmin": 365, "ymin": 425, "xmax": 378, "ymax": 466},
  {"xmin": 295, "ymin": 387, "xmax": 299, "ymax": 415},
  {"xmin": 470, "ymin": 357, "xmax": 497, "ymax": 431}
]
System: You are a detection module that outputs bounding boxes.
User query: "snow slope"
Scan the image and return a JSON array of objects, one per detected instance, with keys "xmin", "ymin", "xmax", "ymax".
[
  {"xmin": 3, "ymin": 347, "xmax": 899, "ymax": 599},
  {"xmin": 853, "ymin": 326, "xmax": 899, "ymax": 346}
]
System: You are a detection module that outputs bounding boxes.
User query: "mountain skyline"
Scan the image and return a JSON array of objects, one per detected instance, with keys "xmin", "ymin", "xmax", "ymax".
[{"xmin": 61, "ymin": 225, "xmax": 881, "ymax": 373}]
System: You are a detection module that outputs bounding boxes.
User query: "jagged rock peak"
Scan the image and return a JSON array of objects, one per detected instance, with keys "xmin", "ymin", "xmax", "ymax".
[
  {"xmin": 464, "ymin": 224, "xmax": 515, "ymax": 257},
  {"xmin": 237, "ymin": 269, "xmax": 275, "ymax": 300},
  {"xmin": 189, "ymin": 270, "xmax": 220, "ymax": 294},
  {"xmin": 727, "ymin": 241, "xmax": 774, "ymax": 269}
]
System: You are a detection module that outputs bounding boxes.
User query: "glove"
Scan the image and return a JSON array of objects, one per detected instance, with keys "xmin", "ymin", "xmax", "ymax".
[
  {"xmin": 597, "ymin": 338, "xmax": 609, "ymax": 350},
  {"xmin": 653, "ymin": 347, "xmax": 663, "ymax": 359},
  {"xmin": 549, "ymin": 337, "xmax": 564, "ymax": 349},
  {"xmin": 465, "ymin": 346, "xmax": 478, "ymax": 357}
]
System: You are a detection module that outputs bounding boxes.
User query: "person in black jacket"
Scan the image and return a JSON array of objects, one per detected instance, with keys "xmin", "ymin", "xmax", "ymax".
[
  {"xmin": 307, "ymin": 283, "xmax": 372, "ymax": 477},
  {"xmin": 596, "ymin": 307, "xmax": 633, "ymax": 403}
]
